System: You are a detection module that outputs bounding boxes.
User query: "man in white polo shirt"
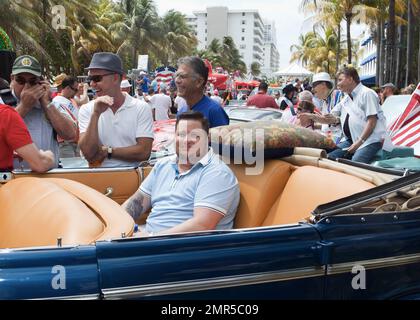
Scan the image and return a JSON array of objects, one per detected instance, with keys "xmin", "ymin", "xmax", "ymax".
[
  {"xmin": 123, "ymin": 111, "xmax": 240, "ymax": 236},
  {"xmin": 149, "ymin": 87, "xmax": 172, "ymax": 121},
  {"xmin": 78, "ymin": 52, "xmax": 154, "ymax": 167}
]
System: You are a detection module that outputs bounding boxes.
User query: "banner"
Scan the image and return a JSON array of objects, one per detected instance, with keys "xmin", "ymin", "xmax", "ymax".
[{"xmin": 137, "ymin": 55, "xmax": 148, "ymax": 71}]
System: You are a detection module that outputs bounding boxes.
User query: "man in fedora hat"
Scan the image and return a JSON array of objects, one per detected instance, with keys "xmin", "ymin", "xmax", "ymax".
[
  {"xmin": 78, "ymin": 52, "xmax": 154, "ymax": 167},
  {"xmin": 10, "ymin": 55, "xmax": 77, "ymax": 168}
]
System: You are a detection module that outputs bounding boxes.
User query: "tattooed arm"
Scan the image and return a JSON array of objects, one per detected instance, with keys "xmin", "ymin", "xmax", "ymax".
[{"xmin": 122, "ymin": 190, "xmax": 152, "ymax": 221}]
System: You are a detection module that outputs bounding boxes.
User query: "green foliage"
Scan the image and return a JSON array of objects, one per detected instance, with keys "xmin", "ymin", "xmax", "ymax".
[{"xmin": 2, "ymin": 0, "xmax": 198, "ymax": 78}]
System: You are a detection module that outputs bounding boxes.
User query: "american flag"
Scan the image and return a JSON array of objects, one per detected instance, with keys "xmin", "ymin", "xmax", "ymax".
[
  {"xmin": 155, "ymin": 66, "xmax": 176, "ymax": 86},
  {"xmin": 388, "ymin": 82, "xmax": 420, "ymax": 157}
]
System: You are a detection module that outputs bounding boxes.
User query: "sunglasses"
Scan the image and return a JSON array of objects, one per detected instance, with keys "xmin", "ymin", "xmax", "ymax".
[
  {"xmin": 15, "ymin": 77, "xmax": 41, "ymax": 86},
  {"xmin": 86, "ymin": 73, "xmax": 115, "ymax": 83}
]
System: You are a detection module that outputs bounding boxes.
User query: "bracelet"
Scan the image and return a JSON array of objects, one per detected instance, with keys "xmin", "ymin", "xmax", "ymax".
[{"xmin": 359, "ymin": 138, "xmax": 366, "ymax": 143}]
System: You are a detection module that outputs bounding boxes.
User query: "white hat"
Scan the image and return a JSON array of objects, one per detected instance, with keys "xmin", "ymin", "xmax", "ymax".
[
  {"xmin": 120, "ymin": 79, "xmax": 131, "ymax": 88},
  {"xmin": 312, "ymin": 72, "xmax": 334, "ymax": 86}
]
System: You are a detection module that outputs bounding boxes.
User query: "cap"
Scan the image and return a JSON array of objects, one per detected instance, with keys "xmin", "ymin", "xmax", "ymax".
[
  {"xmin": 120, "ymin": 79, "xmax": 131, "ymax": 88},
  {"xmin": 381, "ymin": 83, "xmax": 395, "ymax": 89},
  {"xmin": 312, "ymin": 72, "xmax": 334, "ymax": 86},
  {"xmin": 52, "ymin": 73, "xmax": 67, "ymax": 88},
  {"xmin": 86, "ymin": 52, "xmax": 124, "ymax": 75},
  {"xmin": 12, "ymin": 55, "xmax": 42, "ymax": 77}
]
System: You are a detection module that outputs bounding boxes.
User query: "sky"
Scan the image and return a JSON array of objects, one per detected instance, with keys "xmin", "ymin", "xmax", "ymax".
[{"xmin": 153, "ymin": 0, "xmax": 366, "ymax": 70}]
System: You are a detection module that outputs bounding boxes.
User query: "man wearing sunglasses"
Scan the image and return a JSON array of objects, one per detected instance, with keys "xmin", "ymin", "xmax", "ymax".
[
  {"xmin": 78, "ymin": 52, "xmax": 154, "ymax": 167},
  {"xmin": 10, "ymin": 55, "xmax": 77, "ymax": 169},
  {"xmin": 52, "ymin": 76, "xmax": 80, "ymax": 158}
]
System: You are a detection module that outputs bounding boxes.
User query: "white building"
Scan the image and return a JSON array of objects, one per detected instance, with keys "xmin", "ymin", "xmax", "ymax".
[
  {"xmin": 261, "ymin": 20, "xmax": 280, "ymax": 78},
  {"xmin": 359, "ymin": 32, "xmax": 377, "ymax": 86},
  {"xmin": 187, "ymin": 7, "xmax": 275, "ymax": 74}
]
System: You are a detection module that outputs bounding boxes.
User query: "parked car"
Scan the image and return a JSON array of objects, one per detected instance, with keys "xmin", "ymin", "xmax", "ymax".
[
  {"xmin": 1, "ymin": 146, "xmax": 420, "ymax": 300},
  {"xmin": 249, "ymin": 86, "xmax": 283, "ymax": 97},
  {"xmin": 224, "ymin": 106, "xmax": 282, "ymax": 123}
]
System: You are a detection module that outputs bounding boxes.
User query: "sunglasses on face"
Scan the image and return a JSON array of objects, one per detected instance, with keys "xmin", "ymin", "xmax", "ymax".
[
  {"xmin": 15, "ymin": 77, "xmax": 40, "ymax": 86},
  {"xmin": 86, "ymin": 73, "xmax": 115, "ymax": 83}
]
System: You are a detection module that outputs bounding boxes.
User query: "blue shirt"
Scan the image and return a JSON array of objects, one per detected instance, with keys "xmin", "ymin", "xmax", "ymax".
[
  {"xmin": 140, "ymin": 149, "xmax": 240, "ymax": 234},
  {"xmin": 177, "ymin": 95, "xmax": 230, "ymax": 128},
  {"xmin": 140, "ymin": 76, "xmax": 149, "ymax": 93}
]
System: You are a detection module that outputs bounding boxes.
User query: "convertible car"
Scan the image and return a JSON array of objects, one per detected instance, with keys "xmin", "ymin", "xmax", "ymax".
[{"xmin": 1, "ymin": 146, "xmax": 420, "ymax": 300}]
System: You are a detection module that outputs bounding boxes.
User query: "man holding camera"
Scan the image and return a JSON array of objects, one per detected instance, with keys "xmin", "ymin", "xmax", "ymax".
[{"xmin": 10, "ymin": 55, "xmax": 77, "ymax": 168}]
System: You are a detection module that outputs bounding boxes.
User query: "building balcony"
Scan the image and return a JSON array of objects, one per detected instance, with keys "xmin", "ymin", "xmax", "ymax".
[
  {"xmin": 254, "ymin": 28, "xmax": 263, "ymax": 38},
  {"xmin": 253, "ymin": 37, "xmax": 263, "ymax": 46},
  {"xmin": 253, "ymin": 45, "xmax": 263, "ymax": 53},
  {"xmin": 253, "ymin": 52, "xmax": 263, "ymax": 60}
]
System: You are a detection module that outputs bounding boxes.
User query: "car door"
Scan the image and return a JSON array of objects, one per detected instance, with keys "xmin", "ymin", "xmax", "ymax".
[
  {"xmin": 97, "ymin": 224, "xmax": 325, "ymax": 300},
  {"xmin": 317, "ymin": 211, "xmax": 420, "ymax": 299},
  {"xmin": 0, "ymin": 245, "xmax": 100, "ymax": 300}
]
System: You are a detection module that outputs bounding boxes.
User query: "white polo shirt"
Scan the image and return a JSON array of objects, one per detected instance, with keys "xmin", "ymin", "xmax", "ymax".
[
  {"xmin": 78, "ymin": 93, "xmax": 154, "ymax": 167},
  {"xmin": 332, "ymin": 83, "xmax": 387, "ymax": 149},
  {"xmin": 150, "ymin": 93, "xmax": 172, "ymax": 121}
]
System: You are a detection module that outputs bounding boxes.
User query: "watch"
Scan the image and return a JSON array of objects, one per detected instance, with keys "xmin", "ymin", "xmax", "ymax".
[{"xmin": 107, "ymin": 146, "xmax": 113, "ymax": 159}]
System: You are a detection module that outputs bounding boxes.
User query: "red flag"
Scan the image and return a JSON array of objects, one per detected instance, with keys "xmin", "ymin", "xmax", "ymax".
[{"xmin": 388, "ymin": 83, "xmax": 420, "ymax": 156}]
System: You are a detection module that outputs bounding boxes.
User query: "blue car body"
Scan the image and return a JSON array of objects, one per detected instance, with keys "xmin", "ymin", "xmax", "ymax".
[{"xmin": 1, "ymin": 171, "xmax": 420, "ymax": 300}]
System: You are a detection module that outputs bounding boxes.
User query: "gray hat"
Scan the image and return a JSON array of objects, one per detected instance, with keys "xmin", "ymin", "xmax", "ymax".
[
  {"xmin": 86, "ymin": 52, "xmax": 124, "ymax": 75},
  {"xmin": 381, "ymin": 83, "xmax": 395, "ymax": 89}
]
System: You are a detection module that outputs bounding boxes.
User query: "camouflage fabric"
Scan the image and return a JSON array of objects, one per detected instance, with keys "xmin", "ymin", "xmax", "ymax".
[{"xmin": 210, "ymin": 121, "xmax": 336, "ymax": 155}]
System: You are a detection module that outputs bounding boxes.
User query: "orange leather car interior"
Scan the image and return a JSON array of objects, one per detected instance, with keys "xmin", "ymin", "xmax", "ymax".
[
  {"xmin": 231, "ymin": 162, "xmax": 376, "ymax": 228},
  {"xmin": 262, "ymin": 166, "xmax": 375, "ymax": 226},
  {"xmin": 0, "ymin": 177, "xmax": 134, "ymax": 249},
  {"xmin": 12, "ymin": 169, "xmax": 141, "ymax": 204},
  {"xmin": 229, "ymin": 160, "xmax": 296, "ymax": 228}
]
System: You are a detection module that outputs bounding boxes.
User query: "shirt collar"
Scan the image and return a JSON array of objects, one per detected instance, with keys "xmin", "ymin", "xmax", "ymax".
[
  {"xmin": 191, "ymin": 95, "xmax": 207, "ymax": 110},
  {"xmin": 351, "ymin": 83, "xmax": 363, "ymax": 99},
  {"xmin": 116, "ymin": 93, "xmax": 136, "ymax": 112},
  {"xmin": 169, "ymin": 147, "xmax": 214, "ymax": 173}
]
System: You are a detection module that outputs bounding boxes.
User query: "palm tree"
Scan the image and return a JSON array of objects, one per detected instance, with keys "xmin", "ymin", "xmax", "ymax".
[
  {"xmin": 160, "ymin": 10, "xmax": 197, "ymax": 66},
  {"xmin": 221, "ymin": 36, "xmax": 247, "ymax": 75},
  {"xmin": 301, "ymin": 0, "xmax": 344, "ymax": 73},
  {"xmin": 110, "ymin": 0, "xmax": 162, "ymax": 70},
  {"xmin": 290, "ymin": 32, "xmax": 317, "ymax": 67},
  {"xmin": 250, "ymin": 62, "xmax": 261, "ymax": 78}
]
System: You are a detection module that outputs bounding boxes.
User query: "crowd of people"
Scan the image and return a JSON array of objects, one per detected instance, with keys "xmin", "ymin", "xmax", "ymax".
[{"xmin": 0, "ymin": 51, "xmax": 414, "ymax": 236}]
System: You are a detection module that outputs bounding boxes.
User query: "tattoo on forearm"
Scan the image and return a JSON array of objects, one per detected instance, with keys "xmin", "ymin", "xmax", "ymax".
[{"xmin": 125, "ymin": 193, "xmax": 144, "ymax": 221}]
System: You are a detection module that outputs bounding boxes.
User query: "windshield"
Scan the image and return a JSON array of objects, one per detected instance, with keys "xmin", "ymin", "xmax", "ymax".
[{"xmin": 381, "ymin": 95, "xmax": 411, "ymax": 127}]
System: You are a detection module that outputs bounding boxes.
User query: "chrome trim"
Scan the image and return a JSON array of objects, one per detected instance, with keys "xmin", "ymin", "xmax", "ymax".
[
  {"xmin": 12, "ymin": 167, "xmax": 138, "ymax": 174},
  {"xmin": 137, "ymin": 167, "xmax": 144, "ymax": 182},
  {"xmin": 33, "ymin": 293, "xmax": 100, "ymax": 300},
  {"xmin": 102, "ymin": 267, "xmax": 325, "ymax": 299},
  {"xmin": 327, "ymin": 253, "xmax": 420, "ymax": 275}
]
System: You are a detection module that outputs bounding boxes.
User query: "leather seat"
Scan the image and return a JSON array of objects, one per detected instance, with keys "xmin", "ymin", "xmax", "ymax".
[
  {"xmin": 0, "ymin": 177, "xmax": 134, "ymax": 249},
  {"xmin": 229, "ymin": 160, "xmax": 295, "ymax": 228},
  {"xmin": 262, "ymin": 166, "xmax": 376, "ymax": 226}
]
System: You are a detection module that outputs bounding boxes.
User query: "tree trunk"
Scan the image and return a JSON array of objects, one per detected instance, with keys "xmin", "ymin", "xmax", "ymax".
[
  {"xmin": 336, "ymin": 23, "xmax": 341, "ymax": 74},
  {"xmin": 376, "ymin": 18, "xmax": 381, "ymax": 86},
  {"xmin": 406, "ymin": 0, "xmax": 413, "ymax": 86},
  {"xmin": 41, "ymin": 0, "xmax": 48, "ymax": 74},
  {"xmin": 395, "ymin": 25, "xmax": 403, "ymax": 88},
  {"xmin": 386, "ymin": 0, "xmax": 396, "ymax": 83},
  {"xmin": 379, "ymin": 19, "xmax": 386, "ymax": 86},
  {"xmin": 346, "ymin": 14, "xmax": 352, "ymax": 65},
  {"xmin": 418, "ymin": 19, "xmax": 420, "ymax": 83}
]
